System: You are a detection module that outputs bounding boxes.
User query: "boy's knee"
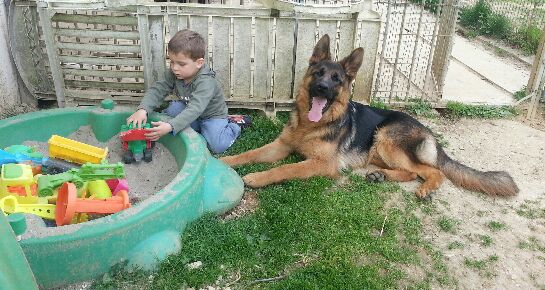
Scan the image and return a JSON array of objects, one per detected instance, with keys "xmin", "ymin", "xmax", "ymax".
[{"xmin": 208, "ymin": 141, "xmax": 230, "ymax": 154}]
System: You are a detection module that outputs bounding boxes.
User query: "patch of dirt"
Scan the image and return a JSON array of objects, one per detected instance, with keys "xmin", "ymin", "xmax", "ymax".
[
  {"xmin": 404, "ymin": 116, "xmax": 545, "ymax": 289},
  {"xmin": 221, "ymin": 191, "xmax": 259, "ymax": 221}
]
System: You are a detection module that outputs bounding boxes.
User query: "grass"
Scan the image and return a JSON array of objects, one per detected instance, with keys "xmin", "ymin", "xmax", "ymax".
[
  {"xmin": 405, "ymin": 98, "xmax": 435, "ymax": 118},
  {"xmin": 438, "ymin": 216, "xmax": 459, "ymax": 233},
  {"xmin": 514, "ymin": 86, "xmax": 527, "ymax": 101},
  {"xmin": 487, "ymin": 221, "xmax": 507, "ymax": 231},
  {"xmin": 479, "ymin": 235, "xmax": 494, "ymax": 247},
  {"xmin": 464, "ymin": 255, "xmax": 499, "ymax": 277},
  {"xmin": 93, "ymin": 110, "xmax": 448, "ymax": 289},
  {"xmin": 459, "ymin": 0, "xmax": 543, "ymax": 55},
  {"xmin": 445, "ymin": 101, "xmax": 517, "ymax": 119}
]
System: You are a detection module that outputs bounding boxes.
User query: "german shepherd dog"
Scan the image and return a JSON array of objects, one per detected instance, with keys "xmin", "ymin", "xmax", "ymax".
[{"xmin": 221, "ymin": 35, "xmax": 519, "ymax": 199}]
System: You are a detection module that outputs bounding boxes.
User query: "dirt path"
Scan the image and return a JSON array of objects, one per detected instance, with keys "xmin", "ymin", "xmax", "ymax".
[{"xmin": 407, "ymin": 117, "xmax": 545, "ymax": 289}]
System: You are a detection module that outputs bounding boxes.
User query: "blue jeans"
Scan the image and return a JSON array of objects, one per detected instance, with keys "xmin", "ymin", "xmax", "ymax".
[{"xmin": 163, "ymin": 100, "xmax": 241, "ymax": 154}]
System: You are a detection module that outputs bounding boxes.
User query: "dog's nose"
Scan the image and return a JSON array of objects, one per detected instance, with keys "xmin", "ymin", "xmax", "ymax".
[{"xmin": 317, "ymin": 82, "xmax": 328, "ymax": 92}]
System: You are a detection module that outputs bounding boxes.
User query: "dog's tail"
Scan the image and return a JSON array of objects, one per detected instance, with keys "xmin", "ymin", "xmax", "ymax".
[{"xmin": 437, "ymin": 148, "xmax": 519, "ymax": 196}]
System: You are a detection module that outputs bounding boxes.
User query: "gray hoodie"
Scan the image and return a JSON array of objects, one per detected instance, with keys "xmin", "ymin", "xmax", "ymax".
[{"xmin": 138, "ymin": 63, "xmax": 228, "ymax": 134}]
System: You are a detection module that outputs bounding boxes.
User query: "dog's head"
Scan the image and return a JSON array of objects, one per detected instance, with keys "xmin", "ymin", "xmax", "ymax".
[{"xmin": 305, "ymin": 34, "xmax": 364, "ymax": 122}]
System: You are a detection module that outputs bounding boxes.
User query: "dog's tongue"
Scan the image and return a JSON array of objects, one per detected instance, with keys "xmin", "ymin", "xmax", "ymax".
[{"xmin": 309, "ymin": 97, "xmax": 327, "ymax": 122}]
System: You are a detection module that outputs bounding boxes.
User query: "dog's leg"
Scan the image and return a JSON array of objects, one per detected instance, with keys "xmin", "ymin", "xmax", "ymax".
[
  {"xmin": 367, "ymin": 169, "xmax": 417, "ymax": 183},
  {"xmin": 242, "ymin": 159, "xmax": 337, "ymax": 188},
  {"xmin": 220, "ymin": 139, "xmax": 292, "ymax": 167},
  {"xmin": 412, "ymin": 165, "xmax": 444, "ymax": 199}
]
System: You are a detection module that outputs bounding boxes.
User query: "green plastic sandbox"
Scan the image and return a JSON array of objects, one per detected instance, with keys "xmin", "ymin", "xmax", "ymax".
[{"xmin": 0, "ymin": 102, "xmax": 243, "ymax": 289}]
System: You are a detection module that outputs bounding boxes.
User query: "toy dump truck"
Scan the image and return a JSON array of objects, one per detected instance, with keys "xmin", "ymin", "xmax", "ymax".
[
  {"xmin": 48, "ymin": 135, "xmax": 108, "ymax": 165},
  {"xmin": 120, "ymin": 123, "xmax": 153, "ymax": 164}
]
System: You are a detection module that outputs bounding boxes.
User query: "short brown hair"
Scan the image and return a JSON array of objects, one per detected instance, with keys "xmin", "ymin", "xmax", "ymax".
[{"xmin": 168, "ymin": 29, "xmax": 206, "ymax": 60}]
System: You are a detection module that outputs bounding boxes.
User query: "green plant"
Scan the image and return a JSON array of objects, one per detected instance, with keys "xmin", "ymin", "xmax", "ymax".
[
  {"xmin": 487, "ymin": 221, "xmax": 506, "ymax": 231},
  {"xmin": 438, "ymin": 216, "xmax": 459, "ymax": 233},
  {"xmin": 513, "ymin": 86, "xmax": 527, "ymax": 101},
  {"xmin": 406, "ymin": 98, "xmax": 435, "ymax": 117},
  {"xmin": 370, "ymin": 98, "xmax": 390, "ymax": 110},
  {"xmin": 446, "ymin": 101, "xmax": 517, "ymax": 118},
  {"xmin": 459, "ymin": 0, "xmax": 493, "ymax": 31},
  {"xmin": 479, "ymin": 235, "xmax": 493, "ymax": 247},
  {"xmin": 510, "ymin": 24, "xmax": 542, "ymax": 55},
  {"xmin": 464, "ymin": 255, "xmax": 499, "ymax": 277},
  {"xmin": 448, "ymin": 241, "xmax": 464, "ymax": 250},
  {"xmin": 482, "ymin": 13, "xmax": 511, "ymax": 39}
]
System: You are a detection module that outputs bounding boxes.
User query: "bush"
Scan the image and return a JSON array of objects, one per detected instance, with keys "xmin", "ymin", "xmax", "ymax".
[
  {"xmin": 459, "ymin": 0, "xmax": 492, "ymax": 30},
  {"xmin": 510, "ymin": 25, "xmax": 542, "ymax": 55},
  {"xmin": 483, "ymin": 13, "xmax": 511, "ymax": 39}
]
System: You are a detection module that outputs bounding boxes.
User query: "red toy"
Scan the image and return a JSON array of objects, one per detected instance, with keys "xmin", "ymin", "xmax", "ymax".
[
  {"xmin": 55, "ymin": 182, "xmax": 131, "ymax": 226},
  {"xmin": 120, "ymin": 123, "xmax": 153, "ymax": 164}
]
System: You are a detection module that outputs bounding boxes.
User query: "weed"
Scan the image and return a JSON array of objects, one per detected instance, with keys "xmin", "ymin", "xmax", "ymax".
[
  {"xmin": 448, "ymin": 241, "xmax": 464, "ymax": 250},
  {"xmin": 438, "ymin": 216, "xmax": 459, "ymax": 233},
  {"xmin": 464, "ymin": 255, "xmax": 499, "ymax": 277},
  {"xmin": 406, "ymin": 98, "xmax": 435, "ymax": 118},
  {"xmin": 479, "ymin": 235, "xmax": 493, "ymax": 247},
  {"xmin": 487, "ymin": 221, "xmax": 506, "ymax": 231},
  {"xmin": 370, "ymin": 98, "xmax": 390, "ymax": 110},
  {"xmin": 446, "ymin": 101, "xmax": 517, "ymax": 119},
  {"xmin": 514, "ymin": 86, "xmax": 527, "ymax": 101}
]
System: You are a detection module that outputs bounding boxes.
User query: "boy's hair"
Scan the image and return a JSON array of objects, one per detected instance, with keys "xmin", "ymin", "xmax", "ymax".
[{"xmin": 168, "ymin": 29, "xmax": 206, "ymax": 61}]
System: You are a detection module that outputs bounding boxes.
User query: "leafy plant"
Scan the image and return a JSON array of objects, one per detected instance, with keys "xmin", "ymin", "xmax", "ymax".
[{"xmin": 445, "ymin": 101, "xmax": 517, "ymax": 119}]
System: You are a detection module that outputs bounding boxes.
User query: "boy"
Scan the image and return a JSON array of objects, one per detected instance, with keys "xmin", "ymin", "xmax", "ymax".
[{"xmin": 127, "ymin": 29, "xmax": 250, "ymax": 154}]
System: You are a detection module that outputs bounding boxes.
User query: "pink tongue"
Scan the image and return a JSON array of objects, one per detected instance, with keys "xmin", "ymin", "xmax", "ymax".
[{"xmin": 308, "ymin": 97, "xmax": 327, "ymax": 122}]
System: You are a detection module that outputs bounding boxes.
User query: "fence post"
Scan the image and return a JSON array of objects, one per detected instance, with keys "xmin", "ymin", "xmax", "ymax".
[
  {"xmin": 37, "ymin": 0, "xmax": 66, "ymax": 107},
  {"xmin": 431, "ymin": 0, "xmax": 459, "ymax": 100},
  {"xmin": 138, "ymin": 6, "xmax": 166, "ymax": 90},
  {"xmin": 526, "ymin": 25, "xmax": 545, "ymax": 119},
  {"xmin": 0, "ymin": 0, "xmax": 20, "ymax": 108}
]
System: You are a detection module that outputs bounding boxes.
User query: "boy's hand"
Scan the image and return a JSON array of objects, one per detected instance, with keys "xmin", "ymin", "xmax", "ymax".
[
  {"xmin": 126, "ymin": 109, "xmax": 147, "ymax": 128},
  {"xmin": 145, "ymin": 121, "xmax": 173, "ymax": 141}
]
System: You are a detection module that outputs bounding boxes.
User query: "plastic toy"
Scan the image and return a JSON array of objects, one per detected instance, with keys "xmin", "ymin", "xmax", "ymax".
[
  {"xmin": 0, "ymin": 195, "xmax": 56, "ymax": 220},
  {"xmin": 87, "ymin": 180, "xmax": 112, "ymax": 199},
  {"xmin": 55, "ymin": 182, "xmax": 130, "ymax": 226},
  {"xmin": 105, "ymin": 178, "xmax": 129, "ymax": 195},
  {"xmin": 37, "ymin": 162, "xmax": 125, "ymax": 197},
  {"xmin": 0, "ymin": 148, "xmax": 79, "ymax": 174},
  {"xmin": 48, "ymin": 135, "xmax": 108, "ymax": 165},
  {"xmin": 0, "ymin": 164, "xmax": 39, "ymax": 204},
  {"xmin": 120, "ymin": 123, "xmax": 153, "ymax": 163}
]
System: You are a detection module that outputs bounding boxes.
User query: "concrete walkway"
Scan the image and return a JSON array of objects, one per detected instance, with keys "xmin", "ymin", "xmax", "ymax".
[{"xmin": 442, "ymin": 35, "xmax": 531, "ymax": 106}]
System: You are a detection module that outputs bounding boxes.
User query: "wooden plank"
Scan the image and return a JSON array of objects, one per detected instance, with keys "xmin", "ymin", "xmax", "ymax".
[
  {"xmin": 337, "ymin": 20, "xmax": 356, "ymax": 62},
  {"xmin": 293, "ymin": 18, "xmax": 316, "ymax": 99},
  {"xmin": 63, "ymin": 68, "xmax": 144, "ymax": 78},
  {"xmin": 272, "ymin": 17, "xmax": 295, "ymax": 101},
  {"xmin": 60, "ymin": 55, "xmax": 143, "ymax": 66},
  {"xmin": 149, "ymin": 15, "xmax": 166, "ymax": 84},
  {"xmin": 66, "ymin": 89, "xmax": 144, "ymax": 98},
  {"xmin": 188, "ymin": 16, "xmax": 209, "ymax": 59},
  {"xmin": 39, "ymin": 7, "xmax": 66, "ymax": 107},
  {"xmin": 65, "ymin": 80, "xmax": 145, "ymax": 90},
  {"xmin": 253, "ymin": 17, "xmax": 269, "ymax": 100},
  {"xmin": 232, "ymin": 17, "xmax": 252, "ymax": 99},
  {"xmin": 54, "ymin": 28, "xmax": 140, "ymax": 40},
  {"xmin": 57, "ymin": 42, "xmax": 141, "ymax": 53},
  {"xmin": 51, "ymin": 13, "xmax": 138, "ymax": 26},
  {"xmin": 211, "ymin": 16, "xmax": 231, "ymax": 98}
]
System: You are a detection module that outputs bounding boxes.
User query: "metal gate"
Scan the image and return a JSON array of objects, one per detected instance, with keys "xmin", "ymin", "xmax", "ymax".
[{"xmin": 372, "ymin": 0, "xmax": 459, "ymax": 104}]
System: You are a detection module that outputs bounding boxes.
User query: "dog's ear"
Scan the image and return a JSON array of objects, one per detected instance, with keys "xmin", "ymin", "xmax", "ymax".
[
  {"xmin": 309, "ymin": 34, "xmax": 331, "ymax": 66},
  {"xmin": 339, "ymin": 47, "xmax": 364, "ymax": 80}
]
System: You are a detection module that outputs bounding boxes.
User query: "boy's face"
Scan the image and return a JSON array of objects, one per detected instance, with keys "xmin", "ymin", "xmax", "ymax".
[{"xmin": 168, "ymin": 51, "xmax": 204, "ymax": 81}]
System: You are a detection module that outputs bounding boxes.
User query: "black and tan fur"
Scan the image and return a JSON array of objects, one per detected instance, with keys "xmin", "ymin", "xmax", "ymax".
[{"xmin": 221, "ymin": 35, "xmax": 519, "ymax": 198}]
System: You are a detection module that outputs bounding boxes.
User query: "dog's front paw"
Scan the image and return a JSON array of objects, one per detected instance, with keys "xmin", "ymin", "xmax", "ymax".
[
  {"xmin": 415, "ymin": 189, "xmax": 435, "ymax": 201},
  {"xmin": 366, "ymin": 171, "xmax": 385, "ymax": 183},
  {"xmin": 242, "ymin": 172, "xmax": 268, "ymax": 188}
]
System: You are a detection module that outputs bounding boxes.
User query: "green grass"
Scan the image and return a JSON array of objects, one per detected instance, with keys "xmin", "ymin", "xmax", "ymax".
[
  {"xmin": 405, "ymin": 98, "xmax": 435, "ymax": 118},
  {"xmin": 93, "ymin": 110, "xmax": 448, "ymax": 289},
  {"xmin": 445, "ymin": 101, "xmax": 517, "ymax": 119},
  {"xmin": 438, "ymin": 217, "xmax": 459, "ymax": 233},
  {"xmin": 513, "ymin": 86, "xmax": 527, "ymax": 101},
  {"xmin": 479, "ymin": 235, "xmax": 494, "ymax": 247},
  {"xmin": 487, "ymin": 221, "xmax": 506, "ymax": 231},
  {"xmin": 447, "ymin": 241, "xmax": 465, "ymax": 250},
  {"xmin": 464, "ymin": 255, "xmax": 499, "ymax": 277}
]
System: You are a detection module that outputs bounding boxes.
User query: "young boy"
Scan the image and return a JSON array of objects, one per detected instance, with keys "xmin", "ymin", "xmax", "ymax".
[{"xmin": 126, "ymin": 29, "xmax": 250, "ymax": 154}]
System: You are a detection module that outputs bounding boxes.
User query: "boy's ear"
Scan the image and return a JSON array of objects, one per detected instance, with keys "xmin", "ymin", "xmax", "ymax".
[
  {"xmin": 309, "ymin": 34, "xmax": 331, "ymax": 66},
  {"xmin": 196, "ymin": 58, "xmax": 205, "ymax": 68},
  {"xmin": 339, "ymin": 48, "xmax": 364, "ymax": 80}
]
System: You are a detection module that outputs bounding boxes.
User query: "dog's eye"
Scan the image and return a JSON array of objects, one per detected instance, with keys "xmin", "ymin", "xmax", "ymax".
[
  {"xmin": 314, "ymin": 69, "xmax": 324, "ymax": 77},
  {"xmin": 332, "ymin": 74, "xmax": 341, "ymax": 82}
]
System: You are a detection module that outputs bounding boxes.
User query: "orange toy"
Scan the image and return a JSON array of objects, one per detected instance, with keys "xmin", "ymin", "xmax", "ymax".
[{"xmin": 55, "ymin": 182, "xmax": 131, "ymax": 226}]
